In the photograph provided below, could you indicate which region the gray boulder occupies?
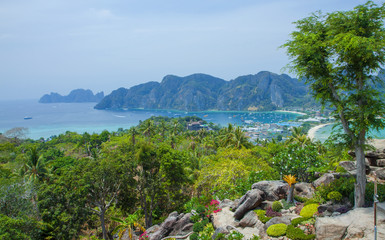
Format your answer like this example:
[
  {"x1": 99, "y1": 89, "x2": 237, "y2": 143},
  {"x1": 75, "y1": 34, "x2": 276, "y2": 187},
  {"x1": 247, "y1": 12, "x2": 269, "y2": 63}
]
[
  {"x1": 338, "y1": 161, "x2": 356, "y2": 171},
  {"x1": 168, "y1": 213, "x2": 193, "y2": 236},
  {"x1": 313, "y1": 173, "x2": 336, "y2": 188},
  {"x1": 377, "y1": 159, "x2": 385, "y2": 167},
  {"x1": 251, "y1": 180, "x2": 288, "y2": 201},
  {"x1": 238, "y1": 211, "x2": 258, "y2": 228},
  {"x1": 149, "y1": 212, "x2": 181, "y2": 240},
  {"x1": 375, "y1": 168, "x2": 385, "y2": 180},
  {"x1": 265, "y1": 215, "x2": 295, "y2": 229},
  {"x1": 294, "y1": 182, "x2": 314, "y2": 199},
  {"x1": 234, "y1": 189, "x2": 265, "y2": 220}
]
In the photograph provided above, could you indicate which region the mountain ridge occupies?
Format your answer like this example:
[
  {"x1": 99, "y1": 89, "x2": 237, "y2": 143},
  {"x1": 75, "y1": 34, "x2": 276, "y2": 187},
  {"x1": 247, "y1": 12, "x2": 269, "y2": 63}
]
[{"x1": 94, "y1": 71, "x2": 314, "y2": 111}]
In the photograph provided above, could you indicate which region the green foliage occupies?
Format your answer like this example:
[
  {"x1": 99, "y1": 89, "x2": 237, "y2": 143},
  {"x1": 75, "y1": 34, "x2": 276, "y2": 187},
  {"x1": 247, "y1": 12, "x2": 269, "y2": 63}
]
[
  {"x1": 226, "y1": 231, "x2": 244, "y2": 240},
  {"x1": 272, "y1": 201, "x2": 283, "y2": 212},
  {"x1": 0, "y1": 214, "x2": 42, "y2": 240},
  {"x1": 291, "y1": 217, "x2": 311, "y2": 227},
  {"x1": 286, "y1": 224, "x2": 316, "y2": 240},
  {"x1": 300, "y1": 204, "x2": 319, "y2": 218},
  {"x1": 365, "y1": 182, "x2": 385, "y2": 205},
  {"x1": 327, "y1": 191, "x2": 343, "y2": 202},
  {"x1": 272, "y1": 143, "x2": 325, "y2": 182},
  {"x1": 193, "y1": 222, "x2": 204, "y2": 233},
  {"x1": 266, "y1": 223, "x2": 288, "y2": 237},
  {"x1": 196, "y1": 148, "x2": 275, "y2": 199},
  {"x1": 294, "y1": 196, "x2": 309, "y2": 203},
  {"x1": 254, "y1": 210, "x2": 272, "y2": 224},
  {"x1": 281, "y1": 199, "x2": 295, "y2": 210},
  {"x1": 283, "y1": 0, "x2": 385, "y2": 207},
  {"x1": 315, "y1": 177, "x2": 355, "y2": 203},
  {"x1": 190, "y1": 232, "x2": 199, "y2": 240}
]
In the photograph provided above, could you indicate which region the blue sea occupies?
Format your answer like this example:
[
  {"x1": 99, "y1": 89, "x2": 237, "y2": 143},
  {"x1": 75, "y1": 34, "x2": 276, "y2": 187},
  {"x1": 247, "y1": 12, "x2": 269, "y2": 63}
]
[
  {"x1": 0, "y1": 100, "x2": 301, "y2": 140},
  {"x1": 313, "y1": 123, "x2": 385, "y2": 142}
]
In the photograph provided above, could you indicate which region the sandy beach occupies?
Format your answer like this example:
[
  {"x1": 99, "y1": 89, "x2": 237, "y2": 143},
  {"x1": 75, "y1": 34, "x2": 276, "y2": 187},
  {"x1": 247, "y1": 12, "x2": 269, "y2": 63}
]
[
  {"x1": 307, "y1": 123, "x2": 332, "y2": 140},
  {"x1": 274, "y1": 110, "x2": 307, "y2": 116}
]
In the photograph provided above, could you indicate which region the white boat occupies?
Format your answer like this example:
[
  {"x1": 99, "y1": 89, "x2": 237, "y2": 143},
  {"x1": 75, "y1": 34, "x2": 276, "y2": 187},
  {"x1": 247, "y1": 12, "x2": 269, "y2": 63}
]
[{"x1": 24, "y1": 116, "x2": 32, "y2": 120}]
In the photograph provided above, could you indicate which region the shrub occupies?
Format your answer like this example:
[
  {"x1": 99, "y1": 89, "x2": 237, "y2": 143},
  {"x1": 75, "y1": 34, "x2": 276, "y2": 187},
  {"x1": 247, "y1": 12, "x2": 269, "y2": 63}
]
[
  {"x1": 291, "y1": 217, "x2": 311, "y2": 227},
  {"x1": 272, "y1": 201, "x2": 283, "y2": 212},
  {"x1": 196, "y1": 205, "x2": 206, "y2": 214},
  {"x1": 286, "y1": 224, "x2": 316, "y2": 240},
  {"x1": 281, "y1": 199, "x2": 295, "y2": 210},
  {"x1": 227, "y1": 231, "x2": 244, "y2": 240},
  {"x1": 266, "y1": 223, "x2": 288, "y2": 237},
  {"x1": 294, "y1": 196, "x2": 309, "y2": 203},
  {"x1": 190, "y1": 214, "x2": 201, "y2": 223},
  {"x1": 254, "y1": 210, "x2": 272, "y2": 223},
  {"x1": 327, "y1": 191, "x2": 342, "y2": 202},
  {"x1": 193, "y1": 222, "x2": 204, "y2": 233},
  {"x1": 300, "y1": 204, "x2": 319, "y2": 218},
  {"x1": 190, "y1": 232, "x2": 199, "y2": 240},
  {"x1": 365, "y1": 182, "x2": 385, "y2": 206},
  {"x1": 265, "y1": 206, "x2": 282, "y2": 217},
  {"x1": 214, "y1": 232, "x2": 226, "y2": 240}
]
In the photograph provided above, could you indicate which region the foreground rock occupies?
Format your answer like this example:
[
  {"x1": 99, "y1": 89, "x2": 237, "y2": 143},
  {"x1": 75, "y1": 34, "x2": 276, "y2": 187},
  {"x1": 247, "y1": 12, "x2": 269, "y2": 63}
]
[
  {"x1": 234, "y1": 189, "x2": 265, "y2": 220},
  {"x1": 149, "y1": 212, "x2": 193, "y2": 240},
  {"x1": 316, "y1": 207, "x2": 385, "y2": 240}
]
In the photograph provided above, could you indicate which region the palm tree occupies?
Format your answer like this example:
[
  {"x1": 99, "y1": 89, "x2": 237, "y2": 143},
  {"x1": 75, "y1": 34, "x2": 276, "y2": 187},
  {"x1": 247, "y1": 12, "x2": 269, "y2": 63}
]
[
  {"x1": 23, "y1": 146, "x2": 48, "y2": 183},
  {"x1": 111, "y1": 211, "x2": 146, "y2": 240},
  {"x1": 128, "y1": 126, "x2": 139, "y2": 146},
  {"x1": 141, "y1": 120, "x2": 155, "y2": 140}
]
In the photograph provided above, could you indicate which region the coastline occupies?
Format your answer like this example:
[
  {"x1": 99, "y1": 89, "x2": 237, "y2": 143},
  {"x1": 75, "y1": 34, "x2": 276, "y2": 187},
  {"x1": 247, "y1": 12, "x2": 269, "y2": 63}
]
[
  {"x1": 274, "y1": 110, "x2": 307, "y2": 116},
  {"x1": 307, "y1": 123, "x2": 332, "y2": 140}
]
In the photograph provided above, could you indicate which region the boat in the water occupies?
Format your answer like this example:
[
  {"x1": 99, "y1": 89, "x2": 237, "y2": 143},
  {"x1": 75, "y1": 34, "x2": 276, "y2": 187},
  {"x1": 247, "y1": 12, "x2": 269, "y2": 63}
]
[{"x1": 24, "y1": 116, "x2": 32, "y2": 120}]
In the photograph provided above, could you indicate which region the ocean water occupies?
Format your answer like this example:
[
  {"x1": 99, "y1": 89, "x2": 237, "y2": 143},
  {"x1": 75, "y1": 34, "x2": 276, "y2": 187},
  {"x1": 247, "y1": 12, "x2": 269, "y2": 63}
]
[
  {"x1": 313, "y1": 123, "x2": 385, "y2": 142},
  {"x1": 0, "y1": 100, "x2": 300, "y2": 140}
]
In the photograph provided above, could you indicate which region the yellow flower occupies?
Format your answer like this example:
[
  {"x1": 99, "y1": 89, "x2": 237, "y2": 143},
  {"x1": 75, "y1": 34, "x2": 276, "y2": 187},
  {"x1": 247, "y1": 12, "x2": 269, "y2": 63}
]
[{"x1": 283, "y1": 174, "x2": 297, "y2": 187}]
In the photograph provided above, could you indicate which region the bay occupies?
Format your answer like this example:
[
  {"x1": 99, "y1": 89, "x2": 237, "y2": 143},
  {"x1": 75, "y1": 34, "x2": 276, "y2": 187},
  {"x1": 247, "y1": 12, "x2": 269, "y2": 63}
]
[
  {"x1": 0, "y1": 99, "x2": 300, "y2": 140},
  {"x1": 313, "y1": 123, "x2": 385, "y2": 142}
]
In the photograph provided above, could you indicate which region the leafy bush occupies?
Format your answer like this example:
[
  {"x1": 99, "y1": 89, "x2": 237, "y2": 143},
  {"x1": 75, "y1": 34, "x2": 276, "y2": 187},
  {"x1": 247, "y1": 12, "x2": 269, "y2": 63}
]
[
  {"x1": 196, "y1": 205, "x2": 206, "y2": 215},
  {"x1": 294, "y1": 196, "x2": 309, "y2": 203},
  {"x1": 272, "y1": 201, "x2": 283, "y2": 212},
  {"x1": 193, "y1": 222, "x2": 204, "y2": 233},
  {"x1": 286, "y1": 224, "x2": 315, "y2": 240},
  {"x1": 304, "y1": 199, "x2": 321, "y2": 206},
  {"x1": 365, "y1": 182, "x2": 385, "y2": 205},
  {"x1": 327, "y1": 191, "x2": 342, "y2": 202},
  {"x1": 266, "y1": 223, "x2": 288, "y2": 237},
  {"x1": 227, "y1": 231, "x2": 244, "y2": 240},
  {"x1": 190, "y1": 232, "x2": 199, "y2": 240},
  {"x1": 316, "y1": 176, "x2": 355, "y2": 202},
  {"x1": 190, "y1": 214, "x2": 201, "y2": 223},
  {"x1": 291, "y1": 217, "x2": 311, "y2": 227},
  {"x1": 254, "y1": 210, "x2": 272, "y2": 223},
  {"x1": 271, "y1": 143, "x2": 325, "y2": 182},
  {"x1": 300, "y1": 204, "x2": 319, "y2": 218}
]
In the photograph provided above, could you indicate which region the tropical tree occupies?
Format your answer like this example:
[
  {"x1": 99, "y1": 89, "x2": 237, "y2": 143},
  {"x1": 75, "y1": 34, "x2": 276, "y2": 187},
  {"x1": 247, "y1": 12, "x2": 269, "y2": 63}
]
[
  {"x1": 283, "y1": 1, "x2": 385, "y2": 207},
  {"x1": 111, "y1": 211, "x2": 145, "y2": 240}
]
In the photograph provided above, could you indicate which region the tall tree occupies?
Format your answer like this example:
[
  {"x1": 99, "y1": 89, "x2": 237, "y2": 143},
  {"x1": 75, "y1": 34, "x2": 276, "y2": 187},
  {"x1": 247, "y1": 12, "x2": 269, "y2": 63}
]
[{"x1": 283, "y1": 1, "x2": 385, "y2": 207}]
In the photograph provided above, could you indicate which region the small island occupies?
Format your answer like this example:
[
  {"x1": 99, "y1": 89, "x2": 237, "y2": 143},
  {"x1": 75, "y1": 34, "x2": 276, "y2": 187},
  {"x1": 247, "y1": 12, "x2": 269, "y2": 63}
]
[{"x1": 39, "y1": 89, "x2": 104, "y2": 103}]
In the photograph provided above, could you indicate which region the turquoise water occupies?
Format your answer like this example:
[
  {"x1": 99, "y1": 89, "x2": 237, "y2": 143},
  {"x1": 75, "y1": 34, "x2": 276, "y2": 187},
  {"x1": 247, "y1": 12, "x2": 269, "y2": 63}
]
[
  {"x1": 313, "y1": 124, "x2": 385, "y2": 142},
  {"x1": 0, "y1": 100, "x2": 300, "y2": 140}
]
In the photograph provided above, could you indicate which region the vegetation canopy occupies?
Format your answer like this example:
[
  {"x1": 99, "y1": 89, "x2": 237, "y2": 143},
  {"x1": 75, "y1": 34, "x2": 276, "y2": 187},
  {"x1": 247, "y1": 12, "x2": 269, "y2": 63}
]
[{"x1": 283, "y1": 0, "x2": 385, "y2": 207}]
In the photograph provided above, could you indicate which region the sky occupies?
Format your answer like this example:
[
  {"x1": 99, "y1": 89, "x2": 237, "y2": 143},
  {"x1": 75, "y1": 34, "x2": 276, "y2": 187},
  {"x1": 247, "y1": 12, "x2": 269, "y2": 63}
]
[{"x1": 0, "y1": 0, "x2": 380, "y2": 100}]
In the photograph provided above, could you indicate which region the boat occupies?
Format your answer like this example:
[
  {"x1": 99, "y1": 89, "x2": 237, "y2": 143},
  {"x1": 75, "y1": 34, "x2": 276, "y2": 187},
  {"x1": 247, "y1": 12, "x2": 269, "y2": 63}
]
[{"x1": 24, "y1": 116, "x2": 32, "y2": 120}]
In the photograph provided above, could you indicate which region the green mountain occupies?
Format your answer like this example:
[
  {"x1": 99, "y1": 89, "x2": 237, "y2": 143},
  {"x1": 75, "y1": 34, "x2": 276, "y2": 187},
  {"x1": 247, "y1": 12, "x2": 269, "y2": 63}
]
[
  {"x1": 94, "y1": 71, "x2": 314, "y2": 111},
  {"x1": 39, "y1": 89, "x2": 104, "y2": 103}
]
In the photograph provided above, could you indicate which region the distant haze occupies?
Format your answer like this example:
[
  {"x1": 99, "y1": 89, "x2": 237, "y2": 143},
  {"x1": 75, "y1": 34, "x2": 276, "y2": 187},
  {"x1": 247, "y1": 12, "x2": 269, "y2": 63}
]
[{"x1": 0, "y1": 0, "x2": 376, "y2": 100}]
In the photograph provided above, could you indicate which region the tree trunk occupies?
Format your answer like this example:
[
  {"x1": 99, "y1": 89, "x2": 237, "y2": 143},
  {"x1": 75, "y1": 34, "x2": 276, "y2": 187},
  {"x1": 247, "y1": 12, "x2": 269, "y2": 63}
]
[
  {"x1": 100, "y1": 209, "x2": 108, "y2": 240},
  {"x1": 287, "y1": 185, "x2": 295, "y2": 204},
  {"x1": 354, "y1": 133, "x2": 366, "y2": 208}
]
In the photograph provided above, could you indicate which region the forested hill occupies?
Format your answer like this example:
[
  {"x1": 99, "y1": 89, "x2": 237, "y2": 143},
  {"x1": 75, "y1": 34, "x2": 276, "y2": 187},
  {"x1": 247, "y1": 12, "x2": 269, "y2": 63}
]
[
  {"x1": 94, "y1": 71, "x2": 314, "y2": 111},
  {"x1": 39, "y1": 89, "x2": 104, "y2": 103}
]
